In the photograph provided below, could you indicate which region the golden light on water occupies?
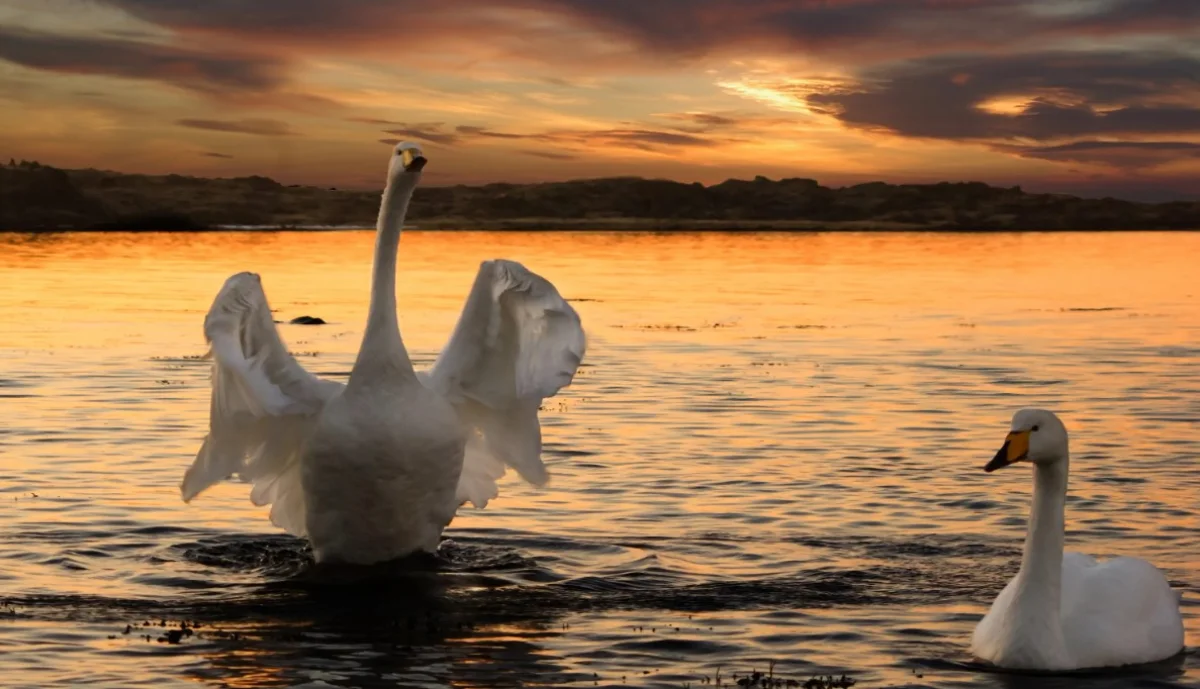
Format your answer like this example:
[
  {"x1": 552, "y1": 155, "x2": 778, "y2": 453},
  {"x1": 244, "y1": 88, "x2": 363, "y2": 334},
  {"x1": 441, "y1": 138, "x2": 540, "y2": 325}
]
[{"x1": 0, "y1": 230, "x2": 1196, "y2": 686}]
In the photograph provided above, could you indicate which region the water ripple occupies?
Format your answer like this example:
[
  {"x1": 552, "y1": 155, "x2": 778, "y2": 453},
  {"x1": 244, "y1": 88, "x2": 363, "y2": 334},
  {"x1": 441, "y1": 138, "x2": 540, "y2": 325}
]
[{"x1": 0, "y1": 230, "x2": 1197, "y2": 688}]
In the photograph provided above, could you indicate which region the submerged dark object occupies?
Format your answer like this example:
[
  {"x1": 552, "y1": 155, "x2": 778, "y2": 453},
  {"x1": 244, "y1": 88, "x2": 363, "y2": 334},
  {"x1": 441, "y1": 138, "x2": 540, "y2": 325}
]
[{"x1": 289, "y1": 315, "x2": 326, "y2": 325}]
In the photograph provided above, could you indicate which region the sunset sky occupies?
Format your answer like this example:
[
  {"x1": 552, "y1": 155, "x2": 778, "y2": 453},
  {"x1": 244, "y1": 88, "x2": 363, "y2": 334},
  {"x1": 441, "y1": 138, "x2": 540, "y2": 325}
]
[{"x1": 1, "y1": 0, "x2": 1198, "y2": 199}]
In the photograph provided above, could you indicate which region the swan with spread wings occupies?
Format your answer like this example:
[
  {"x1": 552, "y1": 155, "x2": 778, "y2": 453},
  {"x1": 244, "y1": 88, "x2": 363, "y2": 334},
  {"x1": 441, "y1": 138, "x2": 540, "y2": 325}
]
[{"x1": 179, "y1": 142, "x2": 586, "y2": 565}]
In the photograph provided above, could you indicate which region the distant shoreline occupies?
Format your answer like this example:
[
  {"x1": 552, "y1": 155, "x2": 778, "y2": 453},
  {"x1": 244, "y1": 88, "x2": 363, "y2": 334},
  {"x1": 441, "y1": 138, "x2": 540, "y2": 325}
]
[
  {"x1": 3, "y1": 217, "x2": 926, "y2": 232},
  {"x1": 5, "y1": 221, "x2": 1200, "y2": 233},
  {"x1": 5, "y1": 218, "x2": 1199, "y2": 233},
  {"x1": 4, "y1": 161, "x2": 1199, "y2": 232}
]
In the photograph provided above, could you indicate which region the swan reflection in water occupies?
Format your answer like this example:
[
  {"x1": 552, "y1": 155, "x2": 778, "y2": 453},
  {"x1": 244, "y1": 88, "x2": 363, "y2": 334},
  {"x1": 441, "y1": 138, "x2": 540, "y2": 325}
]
[{"x1": 158, "y1": 535, "x2": 581, "y2": 688}]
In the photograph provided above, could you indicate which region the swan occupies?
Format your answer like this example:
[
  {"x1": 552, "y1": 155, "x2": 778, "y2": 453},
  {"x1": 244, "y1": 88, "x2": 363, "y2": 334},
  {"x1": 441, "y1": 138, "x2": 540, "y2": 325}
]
[
  {"x1": 179, "y1": 142, "x2": 586, "y2": 565},
  {"x1": 970, "y1": 408, "x2": 1185, "y2": 671}
]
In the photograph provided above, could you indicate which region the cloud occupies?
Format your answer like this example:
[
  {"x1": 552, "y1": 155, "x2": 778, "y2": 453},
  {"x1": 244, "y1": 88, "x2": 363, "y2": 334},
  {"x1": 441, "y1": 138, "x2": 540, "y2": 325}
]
[
  {"x1": 177, "y1": 118, "x2": 297, "y2": 136},
  {"x1": 522, "y1": 150, "x2": 578, "y2": 160},
  {"x1": 0, "y1": 27, "x2": 287, "y2": 94},
  {"x1": 348, "y1": 117, "x2": 403, "y2": 125},
  {"x1": 657, "y1": 112, "x2": 743, "y2": 133},
  {"x1": 1058, "y1": 0, "x2": 1200, "y2": 35},
  {"x1": 201, "y1": 151, "x2": 235, "y2": 158},
  {"x1": 93, "y1": 0, "x2": 1200, "y2": 65},
  {"x1": 1011, "y1": 140, "x2": 1200, "y2": 169},
  {"x1": 580, "y1": 128, "x2": 715, "y2": 149},
  {"x1": 97, "y1": 0, "x2": 600, "y2": 67},
  {"x1": 475, "y1": 124, "x2": 723, "y2": 150},
  {"x1": 681, "y1": 113, "x2": 739, "y2": 128},
  {"x1": 455, "y1": 125, "x2": 529, "y2": 140},
  {"x1": 805, "y1": 51, "x2": 1200, "y2": 141},
  {"x1": 548, "y1": 0, "x2": 1200, "y2": 63},
  {"x1": 382, "y1": 123, "x2": 459, "y2": 145},
  {"x1": 102, "y1": 0, "x2": 436, "y2": 43},
  {"x1": 377, "y1": 120, "x2": 724, "y2": 153}
]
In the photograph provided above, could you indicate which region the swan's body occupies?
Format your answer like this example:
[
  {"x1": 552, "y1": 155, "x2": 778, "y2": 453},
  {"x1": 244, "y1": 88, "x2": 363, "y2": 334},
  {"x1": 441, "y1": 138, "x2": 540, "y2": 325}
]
[
  {"x1": 301, "y1": 352, "x2": 463, "y2": 563},
  {"x1": 971, "y1": 409, "x2": 1185, "y2": 671},
  {"x1": 180, "y1": 143, "x2": 586, "y2": 564}
]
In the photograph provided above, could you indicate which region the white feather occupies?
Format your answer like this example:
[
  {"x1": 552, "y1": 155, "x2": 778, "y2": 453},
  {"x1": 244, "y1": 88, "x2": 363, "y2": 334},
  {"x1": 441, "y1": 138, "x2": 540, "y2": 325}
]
[
  {"x1": 426, "y1": 259, "x2": 586, "y2": 508},
  {"x1": 181, "y1": 272, "x2": 343, "y2": 538}
]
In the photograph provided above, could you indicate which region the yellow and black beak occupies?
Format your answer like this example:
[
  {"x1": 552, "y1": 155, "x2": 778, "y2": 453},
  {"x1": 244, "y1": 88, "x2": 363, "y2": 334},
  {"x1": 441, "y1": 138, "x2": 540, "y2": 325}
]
[
  {"x1": 984, "y1": 430, "x2": 1030, "y2": 472},
  {"x1": 399, "y1": 147, "x2": 427, "y2": 172}
]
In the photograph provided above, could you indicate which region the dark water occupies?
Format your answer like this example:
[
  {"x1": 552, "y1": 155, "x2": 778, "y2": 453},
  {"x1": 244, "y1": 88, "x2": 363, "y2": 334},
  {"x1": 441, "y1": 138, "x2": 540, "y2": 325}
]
[{"x1": 1, "y1": 231, "x2": 1197, "y2": 688}]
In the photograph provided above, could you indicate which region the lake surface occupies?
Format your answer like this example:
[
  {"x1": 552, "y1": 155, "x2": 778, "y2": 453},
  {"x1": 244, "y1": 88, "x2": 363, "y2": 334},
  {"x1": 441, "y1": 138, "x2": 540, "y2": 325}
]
[{"x1": 0, "y1": 230, "x2": 1196, "y2": 689}]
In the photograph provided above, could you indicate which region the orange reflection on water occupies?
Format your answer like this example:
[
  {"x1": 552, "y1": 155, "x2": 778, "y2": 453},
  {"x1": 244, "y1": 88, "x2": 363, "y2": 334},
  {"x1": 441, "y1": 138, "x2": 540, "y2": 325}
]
[{"x1": 0, "y1": 230, "x2": 1197, "y2": 688}]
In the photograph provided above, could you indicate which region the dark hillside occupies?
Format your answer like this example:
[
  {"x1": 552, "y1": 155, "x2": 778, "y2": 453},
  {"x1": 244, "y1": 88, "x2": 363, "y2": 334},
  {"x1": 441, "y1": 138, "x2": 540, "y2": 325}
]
[{"x1": 2, "y1": 160, "x2": 1197, "y2": 231}]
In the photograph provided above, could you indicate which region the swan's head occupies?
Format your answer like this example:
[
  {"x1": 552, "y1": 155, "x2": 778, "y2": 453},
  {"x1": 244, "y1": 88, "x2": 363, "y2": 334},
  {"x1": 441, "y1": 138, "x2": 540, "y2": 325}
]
[
  {"x1": 984, "y1": 408, "x2": 1069, "y2": 472},
  {"x1": 386, "y1": 141, "x2": 427, "y2": 187}
]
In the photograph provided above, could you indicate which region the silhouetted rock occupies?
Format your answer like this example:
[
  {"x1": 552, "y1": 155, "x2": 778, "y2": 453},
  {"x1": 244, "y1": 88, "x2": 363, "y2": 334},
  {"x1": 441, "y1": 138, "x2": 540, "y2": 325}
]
[{"x1": 288, "y1": 316, "x2": 326, "y2": 325}]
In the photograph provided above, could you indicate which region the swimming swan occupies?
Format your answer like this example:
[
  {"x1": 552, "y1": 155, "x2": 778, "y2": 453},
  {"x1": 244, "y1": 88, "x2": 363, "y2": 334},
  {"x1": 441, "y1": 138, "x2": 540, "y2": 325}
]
[
  {"x1": 179, "y1": 142, "x2": 587, "y2": 564},
  {"x1": 970, "y1": 409, "x2": 1185, "y2": 670}
]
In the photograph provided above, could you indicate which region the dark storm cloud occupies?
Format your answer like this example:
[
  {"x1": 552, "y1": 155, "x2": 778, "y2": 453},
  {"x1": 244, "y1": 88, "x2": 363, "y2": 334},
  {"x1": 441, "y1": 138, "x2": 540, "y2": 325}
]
[
  {"x1": 0, "y1": 27, "x2": 286, "y2": 93},
  {"x1": 177, "y1": 118, "x2": 297, "y2": 136},
  {"x1": 94, "y1": 1, "x2": 1200, "y2": 61},
  {"x1": 100, "y1": 0, "x2": 428, "y2": 41},
  {"x1": 545, "y1": 0, "x2": 1200, "y2": 57},
  {"x1": 1058, "y1": 0, "x2": 1200, "y2": 33},
  {"x1": 539, "y1": 0, "x2": 1200, "y2": 59},
  {"x1": 538, "y1": 0, "x2": 948, "y2": 56},
  {"x1": 806, "y1": 51, "x2": 1200, "y2": 141},
  {"x1": 1012, "y1": 140, "x2": 1200, "y2": 169}
]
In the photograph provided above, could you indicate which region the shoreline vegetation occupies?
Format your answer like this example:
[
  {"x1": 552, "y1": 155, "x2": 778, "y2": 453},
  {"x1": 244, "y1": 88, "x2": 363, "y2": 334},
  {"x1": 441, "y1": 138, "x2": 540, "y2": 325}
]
[{"x1": 3, "y1": 160, "x2": 1198, "y2": 232}]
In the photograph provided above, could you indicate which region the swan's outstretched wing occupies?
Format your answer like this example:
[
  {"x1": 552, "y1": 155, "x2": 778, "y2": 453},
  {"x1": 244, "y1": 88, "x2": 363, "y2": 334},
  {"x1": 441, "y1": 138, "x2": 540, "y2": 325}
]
[
  {"x1": 181, "y1": 272, "x2": 343, "y2": 537},
  {"x1": 426, "y1": 259, "x2": 585, "y2": 508}
]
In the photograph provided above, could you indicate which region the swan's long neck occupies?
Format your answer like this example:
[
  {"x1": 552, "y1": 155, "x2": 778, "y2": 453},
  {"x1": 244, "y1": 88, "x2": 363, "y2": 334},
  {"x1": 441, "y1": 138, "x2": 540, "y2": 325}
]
[
  {"x1": 349, "y1": 178, "x2": 417, "y2": 386},
  {"x1": 1008, "y1": 459, "x2": 1070, "y2": 653}
]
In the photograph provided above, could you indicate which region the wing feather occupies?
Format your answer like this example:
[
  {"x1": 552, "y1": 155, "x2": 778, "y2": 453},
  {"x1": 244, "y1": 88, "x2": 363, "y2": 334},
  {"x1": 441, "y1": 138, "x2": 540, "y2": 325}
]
[
  {"x1": 181, "y1": 272, "x2": 343, "y2": 537},
  {"x1": 426, "y1": 260, "x2": 585, "y2": 508}
]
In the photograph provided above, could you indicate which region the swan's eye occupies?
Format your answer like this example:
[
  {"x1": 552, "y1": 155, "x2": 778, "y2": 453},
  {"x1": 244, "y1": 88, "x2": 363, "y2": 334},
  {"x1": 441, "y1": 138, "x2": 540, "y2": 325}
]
[{"x1": 1031, "y1": 424, "x2": 1040, "y2": 432}]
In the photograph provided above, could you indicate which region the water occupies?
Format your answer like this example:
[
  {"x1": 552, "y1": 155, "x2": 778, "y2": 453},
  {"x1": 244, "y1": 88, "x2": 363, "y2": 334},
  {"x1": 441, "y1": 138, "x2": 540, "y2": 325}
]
[{"x1": 0, "y1": 230, "x2": 1197, "y2": 689}]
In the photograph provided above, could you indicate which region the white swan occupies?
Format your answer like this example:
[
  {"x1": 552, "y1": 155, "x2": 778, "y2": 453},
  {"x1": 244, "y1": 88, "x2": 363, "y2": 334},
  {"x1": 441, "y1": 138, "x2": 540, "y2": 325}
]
[
  {"x1": 970, "y1": 408, "x2": 1185, "y2": 670},
  {"x1": 179, "y1": 142, "x2": 586, "y2": 565}
]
